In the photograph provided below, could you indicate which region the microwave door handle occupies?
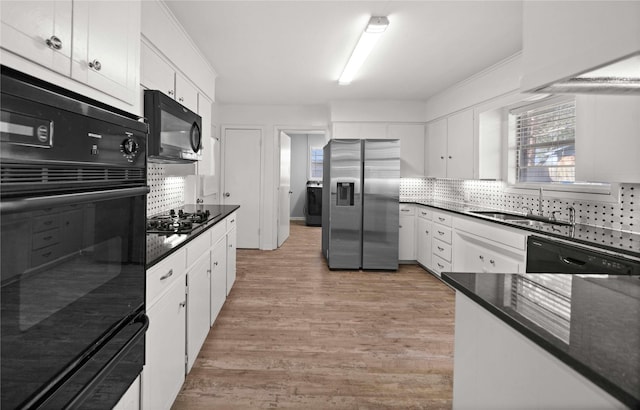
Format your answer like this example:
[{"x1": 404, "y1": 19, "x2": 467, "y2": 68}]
[{"x1": 0, "y1": 186, "x2": 150, "y2": 215}]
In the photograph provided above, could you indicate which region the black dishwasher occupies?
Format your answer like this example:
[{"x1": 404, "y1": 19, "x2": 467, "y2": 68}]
[{"x1": 526, "y1": 236, "x2": 640, "y2": 275}]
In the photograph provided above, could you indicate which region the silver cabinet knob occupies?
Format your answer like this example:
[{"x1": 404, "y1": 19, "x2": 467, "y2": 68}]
[
  {"x1": 168, "y1": 90, "x2": 174, "y2": 96},
  {"x1": 448, "y1": 155, "x2": 452, "y2": 159},
  {"x1": 88, "y1": 59, "x2": 102, "y2": 71},
  {"x1": 179, "y1": 97, "x2": 184, "y2": 102},
  {"x1": 45, "y1": 35, "x2": 62, "y2": 50},
  {"x1": 224, "y1": 192, "x2": 230, "y2": 197},
  {"x1": 440, "y1": 156, "x2": 445, "y2": 159},
  {"x1": 179, "y1": 301, "x2": 186, "y2": 308},
  {"x1": 479, "y1": 255, "x2": 484, "y2": 261},
  {"x1": 490, "y1": 259, "x2": 495, "y2": 265}
]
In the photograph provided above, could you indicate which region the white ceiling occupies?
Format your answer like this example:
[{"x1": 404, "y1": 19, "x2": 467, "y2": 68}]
[{"x1": 164, "y1": 1, "x2": 523, "y2": 105}]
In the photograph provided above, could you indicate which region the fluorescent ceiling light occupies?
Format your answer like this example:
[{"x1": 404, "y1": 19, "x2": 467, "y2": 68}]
[{"x1": 338, "y1": 16, "x2": 389, "y2": 85}]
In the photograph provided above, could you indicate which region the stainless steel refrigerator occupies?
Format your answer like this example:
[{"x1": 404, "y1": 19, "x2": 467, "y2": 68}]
[{"x1": 321, "y1": 139, "x2": 400, "y2": 270}]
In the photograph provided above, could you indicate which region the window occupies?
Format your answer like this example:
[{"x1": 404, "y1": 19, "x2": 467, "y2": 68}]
[
  {"x1": 309, "y1": 147, "x2": 323, "y2": 180},
  {"x1": 512, "y1": 97, "x2": 576, "y2": 184}
]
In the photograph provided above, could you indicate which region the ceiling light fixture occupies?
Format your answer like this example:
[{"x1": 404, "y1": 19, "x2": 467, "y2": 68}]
[{"x1": 338, "y1": 16, "x2": 389, "y2": 85}]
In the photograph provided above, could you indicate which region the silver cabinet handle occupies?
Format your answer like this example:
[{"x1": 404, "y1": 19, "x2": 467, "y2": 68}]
[
  {"x1": 421, "y1": 211, "x2": 427, "y2": 215},
  {"x1": 230, "y1": 219, "x2": 235, "y2": 223},
  {"x1": 437, "y1": 263, "x2": 444, "y2": 269},
  {"x1": 179, "y1": 97, "x2": 184, "y2": 102},
  {"x1": 168, "y1": 90, "x2": 174, "y2": 96},
  {"x1": 160, "y1": 269, "x2": 173, "y2": 280},
  {"x1": 490, "y1": 259, "x2": 495, "y2": 265},
  {"x1": 224, "y1": 192, "x2": 230, "y2": 197},
  {"x1": 401, "y1": 209, "x2": 410, "y2": 212},
  {"x1": 479, "y1": 255, "x2": 484, "y2": 261},
  {"x1": 425, "y1": 230, "x2": 429, "y2": 234},
  {"x1": 440, "y1": 156, "x2": 444, "y2": 160},
  {"x1": 438, "y1": 231, "x2": 445, "y2": 235},
  {"x1": 179, "y1": 301, "x2": 186, "y2": 308},
  {"x1": 437, "y1": 246, "x2": 444, "y2": 251},
  {"x1": 45, "y1": 35, "x2": 62, "y2": 50},
  {"x1": 448, "y1": 155, "x2": 452, "y2": 159},
  {"x1": 88, "y1": 59, "x2": 102, "y2": 71},
  {"x1": 214, "y1": 261, "x2": 218, "y2": 266},
  {"x1": 438, "y1": 217, "x2": 445, "y2": 222},
  {"x1": 399, "y1": 225, "x2": 403, "y2": 228}
]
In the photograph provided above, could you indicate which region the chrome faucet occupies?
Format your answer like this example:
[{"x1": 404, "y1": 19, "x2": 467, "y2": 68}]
[
  {"x1": 566, "y1": 206, "x2": 576, "y2": 225},
  {"x1": 538, "y1": 187, "x2": 544, "y2": 216}
]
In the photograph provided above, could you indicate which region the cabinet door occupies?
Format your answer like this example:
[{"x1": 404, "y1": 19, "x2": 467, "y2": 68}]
[
  {"x1": 398, "y1": 214, "x2": 416, "y2": 261},
  {"x1": 143, "y1": 278, "x2": 186, "y2": 410},
  {"x1": 426, "y1": 118, "x2": 447, "y2": 177},
  {"x1": 388, "y1": 123, "x2": 425, "y2": 177},
  {"x1": 210, "y1": 238, "x2": 227, "y2": 326},
  {"x1": 575, "y1": 94, "x2": 640, "y2": 183},
  {"x1": 0, "y1": 0, "x2": 72, "y2": 75},
  {"x1": 140, "y1": 41, "x2": 175, "y2": 97},
  {"x1": 416, "y1": 217, "x2": 432, "y2": 269},
  {"x1": 71, "y1": 0, "x2": 140, "y2": 104},
  {"x1": 175, "y1": 72, "x2": 199, "y2": 113},
  {"x1": 186, "y1": 254, "x2": 211, "y2": 373},
  {"x1": 197, "y1": 94, "x2": 214, "y2": 176},
  {"x1": 226, "y1": 228, "x2": 237, "y2": 296},
  {"x1": 446, "y1": 109, "x2": 474, "y2": 179}
]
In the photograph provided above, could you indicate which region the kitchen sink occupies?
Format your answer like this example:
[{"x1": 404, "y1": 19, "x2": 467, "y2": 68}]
[{"x1": 469, "y1": 210, "x2": 572, "y2": 227}]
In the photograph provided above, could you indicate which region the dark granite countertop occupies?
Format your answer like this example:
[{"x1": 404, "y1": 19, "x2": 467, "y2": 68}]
[
  {"x1": 401, "y1": 199, "x2": 640, "y2": 259},
  {"x1": 442, "y1": 271, "x2": 640, "y2": 409},
  {"x1": 146, "y1": 204, "x2": 240, "y2": 269}
]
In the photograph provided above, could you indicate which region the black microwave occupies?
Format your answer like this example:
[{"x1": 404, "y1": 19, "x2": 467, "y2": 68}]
[{"x1": 144, "y1": 90, "x2": 202, "y2": 163}]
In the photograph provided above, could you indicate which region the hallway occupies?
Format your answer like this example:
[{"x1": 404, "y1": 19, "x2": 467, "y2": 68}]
[{"x1": 172, "y1": 222, "x2": 456, "y2": 409}]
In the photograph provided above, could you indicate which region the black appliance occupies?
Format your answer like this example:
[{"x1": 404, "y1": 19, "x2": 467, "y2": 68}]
[
  {"x1": 1, "y1": 66, "x2": 149, "y2": 409},
  {"x1": 304, "y1": 181, "x2": 322, "y2": 226},
  {"x1": 147, "y1": 208, "x2": 221, "y2": 234},
  {"x1": 144, "y1": 89, "x2": 202, "y2": 163},
  {"x1": 526, "y1": 236, "x2": 640, "y2": 275}
]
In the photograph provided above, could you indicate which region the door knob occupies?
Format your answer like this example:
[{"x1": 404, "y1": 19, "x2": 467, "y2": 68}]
[{"x1": 224, "y1": 192, "x2": 230, "y2": 197}]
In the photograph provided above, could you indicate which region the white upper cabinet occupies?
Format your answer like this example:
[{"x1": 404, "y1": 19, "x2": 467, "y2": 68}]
[
  {"x1": 388, "y1": 124, "x2": 425, "y2": 177},
  {"x1": 71, "y1": 1, "x2": 140, "y2": 105},
  {"x1": 0, "y1": 0, "x2": 140, "y2": 109},
  {"x1": 0, "y1": 0, "x2": 72, "y2": 76},
  {"x1": 426, "y1": 109, "x2": 474, "y2": 179},
  {"x1": 575, "y1": 94, "x2": 640, "y2": 183},
  {"x1": 521, "y1": 1, "x2": 640, "y2": 92},
  {"x1": 175, "y1": 72, "x2": 199, "y2": 113},
  {"x1": 140, "y1": 41, "x2": 175, "y2": 96}
]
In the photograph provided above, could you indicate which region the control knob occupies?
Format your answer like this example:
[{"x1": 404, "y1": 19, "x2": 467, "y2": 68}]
[{"x1": 121, "y1": 137, "x2": 139, "y2": 162}]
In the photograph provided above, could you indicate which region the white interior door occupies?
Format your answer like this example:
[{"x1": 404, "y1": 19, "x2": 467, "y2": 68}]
[
  {"x1": 223, "y1": 128, "x2": 261, "y2": 249},
  {"x1": 278, "y1": 132, "x2": 291, "y2": 247}
]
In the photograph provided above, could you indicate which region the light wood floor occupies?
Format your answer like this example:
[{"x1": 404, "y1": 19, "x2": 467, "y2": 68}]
[{"x1": 172, "y1": 221, "x2": 456, "y2": 409}]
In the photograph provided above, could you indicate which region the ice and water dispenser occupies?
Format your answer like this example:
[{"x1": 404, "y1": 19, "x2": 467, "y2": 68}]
[{"x1": 336, "y1": 182, "x2": 355, "y2": 206}]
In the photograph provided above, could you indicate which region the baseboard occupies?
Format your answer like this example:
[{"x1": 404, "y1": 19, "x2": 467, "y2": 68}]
[{"x1": 290, "y1": 217, "x2": 305, "y2": 221}]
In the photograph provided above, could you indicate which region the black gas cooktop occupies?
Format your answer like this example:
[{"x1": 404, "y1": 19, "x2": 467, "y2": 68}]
[{"x1": 146, "y1": 208, "x2": 221, "y2": 234}]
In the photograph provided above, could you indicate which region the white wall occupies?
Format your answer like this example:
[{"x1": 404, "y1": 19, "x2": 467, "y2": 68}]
[
  {"x1": 218, "y1": 104, "x2": 329, "y2": 250},
  {"x1": 330, "y1": 100, "x2": 427, "y2": 123}
]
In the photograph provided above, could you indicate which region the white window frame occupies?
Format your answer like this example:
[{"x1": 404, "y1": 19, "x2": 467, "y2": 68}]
[
  {"x1": 308, "y1": 146, "x2": 323, "y2": 181},
  {"x1": 504, "y1": 95, "x2": 619, "y2": 203}
]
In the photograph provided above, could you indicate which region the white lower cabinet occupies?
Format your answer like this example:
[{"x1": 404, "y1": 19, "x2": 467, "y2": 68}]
[
  {"x1": 226, "y1": 227, "x2": 237, "y2": 296},
  {"x1": 210, "y1": 237, "x2": 227, "y2": 326},
  {"x1": 186, "y1": 253, "x2": 211, "y2": 373},
  {"x1": 416, "y1": 217, "x2": 432, "y2": 269},
  {"x1": 113, "y1": 376, "x2": 140, "y2": 410},
  {"x1": 143, "y1": 274, "x2": 187, "y2": 410},
  {"x1": 399, "y1": 204, "x2": 416, "y2": 262}
]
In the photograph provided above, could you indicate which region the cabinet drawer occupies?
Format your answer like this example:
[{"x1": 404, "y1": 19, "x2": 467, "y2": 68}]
[
  {"x1": 417, "y1": 207, "x2": 432, "y2": 220},
  {"x1": 147, "y1": 249, "x2": 186, "y2": 307},
  {"x1": 186, "y1": 231, "x2": 211, "y2": 269},
  {"x1": 33, "y1": 215, "x2": 60, "y2": 232},
  {"x1": 432, "y1": 211, "x2": 452, "y2": 227},
  {"x1": 210, "y1": 220, "x2": 227, "y2": 245},
  {"x1": 399, "y1": 204, "x2": 415, "y2": 216},
  {"x1": 226, "y1": 212, "x2": 237, "y2": 232},
  {"x1": 433, "y1": 225, "x2": 452, "y2": 244},
  {"x1": 32, "y1": 228, "x2": 60, "y2": 250},
  {"x1": 432, "y1": 255, "x2": 452, "y2": 276},
  {"x1": 432, "y1": 239, "x2": 452, "y2": 262},
  {"x1": 31, "y1": 244, "x2": 60, "y2": 267}
]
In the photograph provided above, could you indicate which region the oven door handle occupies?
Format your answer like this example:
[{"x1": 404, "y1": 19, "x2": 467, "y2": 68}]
[
  {"x1": 0, "y1": 186, "x2": 150, "y2": 215},
  {"x1": 62, "y1": 313, "x2": 149, "y2": 409}
]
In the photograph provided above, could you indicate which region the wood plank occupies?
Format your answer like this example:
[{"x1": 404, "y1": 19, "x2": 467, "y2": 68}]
[{"x1": 172, "y1": 221, "x2": 455, "y2": 409}]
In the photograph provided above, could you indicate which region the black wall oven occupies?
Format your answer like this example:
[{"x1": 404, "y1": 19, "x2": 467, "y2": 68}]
[{"x1": 1, "y1": 67, "x2": 149, "y2": 409}]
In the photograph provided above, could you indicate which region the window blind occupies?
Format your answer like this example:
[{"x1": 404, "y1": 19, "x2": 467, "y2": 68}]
[
  {"x1": 514, "y1": 99, "x2": 576, "y2": 184},
  {"x1": 310, "y1": 148, "x2": 323, "y2": 179}
]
